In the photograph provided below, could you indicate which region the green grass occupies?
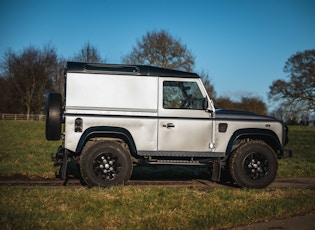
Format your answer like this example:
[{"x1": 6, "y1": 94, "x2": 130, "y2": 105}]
[
  {"x1": 278, "y1": 126, "x2": 315, "y2": 177},
  {"x1": 0, "y1": 120, "x2": 60, "y2": 178},
  {"x1": 0, "y1": 121, "x2": 315, "y2": 229},
  {"x1": 1, "y1": 186, "x2": 314, "y2": 229}
]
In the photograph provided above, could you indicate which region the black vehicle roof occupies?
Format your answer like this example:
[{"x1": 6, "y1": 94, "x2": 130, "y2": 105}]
[{"x1": 66, "y1": 62, "x2": 200, "y2": 78}]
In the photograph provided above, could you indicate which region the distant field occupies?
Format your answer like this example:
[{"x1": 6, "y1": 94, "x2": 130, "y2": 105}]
[
  {"x1": 0, "y1": 120, "x2": 314, "y2": 178},
  {"x1": 277, "y1": 125, "x2": 315, "y2": 177}
]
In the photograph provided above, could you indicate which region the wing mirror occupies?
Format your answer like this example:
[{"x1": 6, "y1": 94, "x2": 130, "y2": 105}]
[
  {"x1": 203, "y1": 97, "x2": 213, "y2": 113},
  {"x1": 203, "y1": 97, "x2": 209, "y2": 110}
]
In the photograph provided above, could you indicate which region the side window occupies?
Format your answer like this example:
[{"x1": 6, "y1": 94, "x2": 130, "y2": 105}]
[{"x1": 163, "y1": 81, "x2": 204, "y2": 109}]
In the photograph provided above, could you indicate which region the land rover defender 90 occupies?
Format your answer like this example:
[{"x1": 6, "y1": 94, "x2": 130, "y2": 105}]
[{"x1": 46, "y1": 62, "x2": 292, "y2": 188}]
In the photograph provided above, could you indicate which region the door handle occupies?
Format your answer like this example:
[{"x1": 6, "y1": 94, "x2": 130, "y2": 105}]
[{"x1": 163, "y1": 123, "x2": 175, "y2": 128}]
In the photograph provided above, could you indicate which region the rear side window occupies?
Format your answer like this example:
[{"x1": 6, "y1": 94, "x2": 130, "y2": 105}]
[{"x1": 163, "y1": 81, "x2": 204, "y2": 110}]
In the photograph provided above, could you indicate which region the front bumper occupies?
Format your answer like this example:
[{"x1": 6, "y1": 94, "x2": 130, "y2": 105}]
[{"x1": 278, "y1": 149, "x2": 292, "y2": 158}]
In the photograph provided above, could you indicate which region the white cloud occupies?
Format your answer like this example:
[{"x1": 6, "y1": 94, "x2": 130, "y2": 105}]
[{"x1": 219, "y1": 90, "x2": 257, "y2": 101}]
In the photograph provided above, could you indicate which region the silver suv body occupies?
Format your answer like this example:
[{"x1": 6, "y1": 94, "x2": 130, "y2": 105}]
[{"x1": 46, "y1": 62, "x2": 291, "y2": 188}]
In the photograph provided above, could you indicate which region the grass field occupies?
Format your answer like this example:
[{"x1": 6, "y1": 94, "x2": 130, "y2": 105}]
[
  {"x1": 0, "y1": 121, "x2": 315, "y2": 229},
  {"x1": 0, "y1": 120, "x2": 314, "y2": 178},
  {"x1": 1, "y1": 186, "x2": 314, "y2": 229}
]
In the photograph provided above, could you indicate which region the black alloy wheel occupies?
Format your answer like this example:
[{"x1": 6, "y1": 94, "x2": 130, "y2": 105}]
[
  {"x1": 229, "y1": 140, "x2": 278, "y2": 189},
  {"x1": 80, "y1": 141, "x2": 133, "y2": 187}
]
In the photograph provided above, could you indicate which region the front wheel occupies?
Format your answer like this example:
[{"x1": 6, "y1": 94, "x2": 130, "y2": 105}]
[
  {"x1": 80, "y1": 141, "x2": 133, "y2": 187},
  {"x1": 229, "y1": 141, "x2": 278, "y2": 189}
]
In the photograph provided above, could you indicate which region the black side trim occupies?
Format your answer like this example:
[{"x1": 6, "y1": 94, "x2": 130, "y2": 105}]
[
  {"x1": 65, "y1": 112, "x2": 211, "y2": 120},
  {"x1": 226, "y1": 128, "x2": 282, "y2": 155},
  {"x1": 65, "y1": 113, "x2": 158, "y2": 120},
  {"x1": 76, "y1": 126, "x2": 137, "y2": 155},
  {"x1": 137, "y1": 151, "x2": 225, "y2": 158},
  {"x1": 65, "y1": 113, "x2": 283, "y2": 123},
  {"x1": 215, "y1": 117, "x2": 279, "y2": 122}
]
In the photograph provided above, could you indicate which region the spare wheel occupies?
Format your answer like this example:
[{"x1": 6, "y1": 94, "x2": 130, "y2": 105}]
[{"x1": 46, "y1": 92, "x2": 63, "y2": 140}]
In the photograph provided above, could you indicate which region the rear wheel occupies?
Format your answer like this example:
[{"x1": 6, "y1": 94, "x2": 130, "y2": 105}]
[
  {"x1": 80, "y1": 141, "x2": 133, "y2": 187},
  {"x1": 46, "y1": 92, "x2": 62, "y2": 140},
  {"x1": 229, "y1": 140, "x2": 278, "y2": 189}
]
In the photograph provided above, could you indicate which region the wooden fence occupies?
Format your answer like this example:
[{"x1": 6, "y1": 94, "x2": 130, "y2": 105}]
[{"x1": 0, "y1": 114, "x2": 46, "y2": 121}]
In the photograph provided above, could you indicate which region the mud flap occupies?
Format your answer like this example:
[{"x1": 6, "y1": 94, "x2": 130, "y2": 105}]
[
  {"x1": 52, "y1": 146, "x2": 69, "y2": 184},
  {"x1": 211, "y1": 161, "x2": 221, "y2": 182},
  {"x1": 60, "y1": 150, "x2": 68, "y2": 181}
]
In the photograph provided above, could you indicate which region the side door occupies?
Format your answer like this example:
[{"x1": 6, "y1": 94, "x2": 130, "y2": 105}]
[{"x1": 158, "y1": 78, "x2": 213, "y2": 153}]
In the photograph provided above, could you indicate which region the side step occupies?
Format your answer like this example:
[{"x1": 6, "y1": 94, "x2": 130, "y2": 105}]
[
  {"x1": 139, "y1": 158, "x2": 222, "y2": 182},
  {"x1": 145, "y1": 159, "x2": 209, "y2": 166}
]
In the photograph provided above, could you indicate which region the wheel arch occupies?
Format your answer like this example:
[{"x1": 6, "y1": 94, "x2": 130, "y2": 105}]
[
  {"x1": 76, "y1": 126, "x2": 137, "y2": 156},
  {"x1": 226, "y1": 128, "x2": 282, "y2": 156}
]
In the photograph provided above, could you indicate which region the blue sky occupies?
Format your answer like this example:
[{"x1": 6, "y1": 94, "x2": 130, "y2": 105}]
[{"x1": 1, "y1": 0, "x2": 314, "y2": 106}]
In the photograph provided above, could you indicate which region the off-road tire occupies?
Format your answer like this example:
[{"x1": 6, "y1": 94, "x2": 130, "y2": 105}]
[
  {"x1": 80, "y1": 141, "x2": 133, "y2": 187},
  {"x1": 229, "y1": 140, "x2": 278, "y2": 189},
  {"x1": 46, "y1": 92, "x2": 62, "y2": 140}
]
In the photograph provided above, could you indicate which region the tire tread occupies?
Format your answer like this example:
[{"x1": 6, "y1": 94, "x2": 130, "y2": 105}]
[{"x1": 229, "y1": 140, "x2": 278, "y2": 189}]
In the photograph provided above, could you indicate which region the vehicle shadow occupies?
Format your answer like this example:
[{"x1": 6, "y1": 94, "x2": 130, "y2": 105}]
[
  {"x1": 130, "y1": 165, "x2": 239, "y2": 188},
  {"x1": 63, "y1": 162, "x2": 239, "y2": 188}
]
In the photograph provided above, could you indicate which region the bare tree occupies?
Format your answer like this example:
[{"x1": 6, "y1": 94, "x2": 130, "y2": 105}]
[
  {"x1": 268, "y1": 49, "x2": 315, "y2": 118},
  {"x1": 122, "y1": 30, "x2": 195, "y2": 72},
  {"x1": 198, "y1": 70, "x2": 216, "y2": 99},
  {"x1": 53, "y1": 58, "x2": 66, "y2": 94},
  {"x1": 0, "y1": 78, "x2": 9, "y2": 112},
  {"x1": 240, "y1": 96, "x2": 267, "y2": 115},
  {"x1": 1, "y1": 45, "x2": 57, "y2": 117},
  {"x1": 73, "y1": 42, "x2": 105, "y2": 63},
  {"x1": 214, "y1": 96, "x2": 267, "y2": 115},
  {"x1": 214, "y1": 97, "x2": 236, "y2": 110}
]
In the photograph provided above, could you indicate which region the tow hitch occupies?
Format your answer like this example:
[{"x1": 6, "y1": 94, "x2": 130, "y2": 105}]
[{"x1": 51, "y1": 146, "x2": 68, "y2": 182}]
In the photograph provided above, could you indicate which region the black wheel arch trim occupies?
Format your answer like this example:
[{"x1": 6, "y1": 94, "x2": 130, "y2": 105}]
[
  {"x1": 76, "y1": 126, "x2": 137, "y2": 155},
  {"x1": 226, "y1": 128, "x2": 282, "y2": 155}
]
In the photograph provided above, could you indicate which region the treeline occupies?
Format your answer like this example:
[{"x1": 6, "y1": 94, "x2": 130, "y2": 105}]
[
  {"x1": 0, "y1": 45, "x2": 63, "y2": 114},
  {"x1": 0, "y1": 30, "x2": 314, "y2": 125},
  {"x1": 0, "y1": 43, "x2": 267, "y2": 117}
]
